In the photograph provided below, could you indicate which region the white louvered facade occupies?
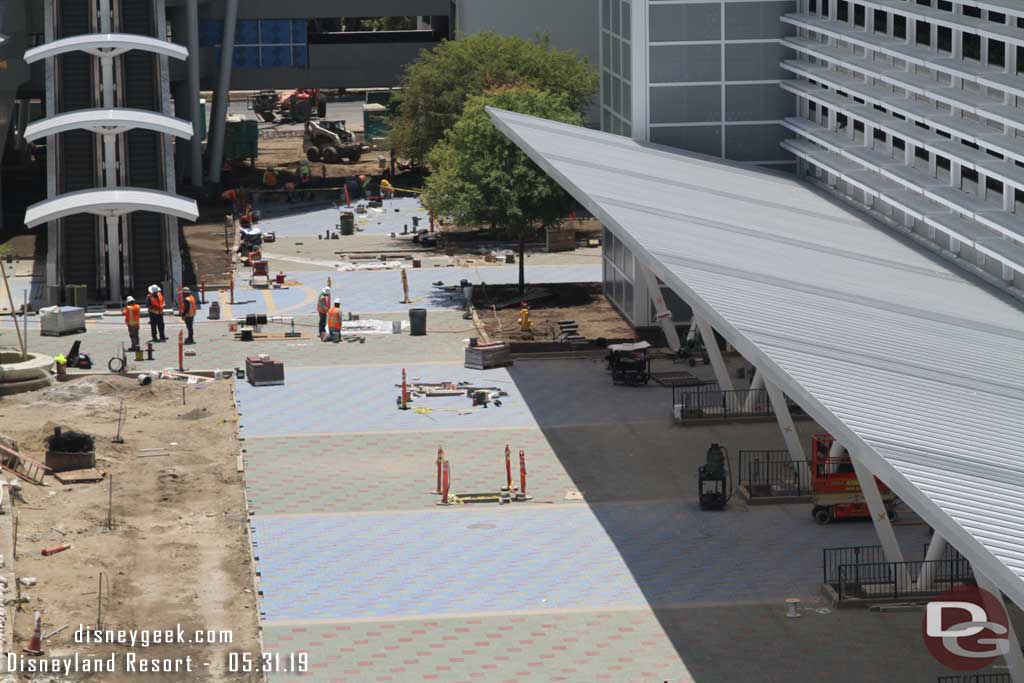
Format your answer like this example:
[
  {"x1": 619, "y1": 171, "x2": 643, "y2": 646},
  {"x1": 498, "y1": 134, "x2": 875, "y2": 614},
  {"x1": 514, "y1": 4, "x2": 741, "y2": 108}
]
[{"x1": 782, "y1": 0, "x2": 1024, "y2": 297}]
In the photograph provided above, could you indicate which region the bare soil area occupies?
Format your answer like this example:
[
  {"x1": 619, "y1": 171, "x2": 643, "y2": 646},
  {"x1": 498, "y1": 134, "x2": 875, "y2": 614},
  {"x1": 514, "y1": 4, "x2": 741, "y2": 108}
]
[
  {"x1": 0, "y1": 375, "x2": 259, "y2": 682},
  {"x1": 473, "y1": 283, "x2": 635, "y2": 343}
]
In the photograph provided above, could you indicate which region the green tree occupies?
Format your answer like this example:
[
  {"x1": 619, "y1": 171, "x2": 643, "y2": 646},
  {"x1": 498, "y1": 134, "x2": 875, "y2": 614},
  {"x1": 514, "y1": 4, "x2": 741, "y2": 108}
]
[
  {"x1": 423, "y1": 87, "x2": 580, "y2": 294},
  {"x1": 392, "y1": 33, "x2": 597, "y2": 163}
]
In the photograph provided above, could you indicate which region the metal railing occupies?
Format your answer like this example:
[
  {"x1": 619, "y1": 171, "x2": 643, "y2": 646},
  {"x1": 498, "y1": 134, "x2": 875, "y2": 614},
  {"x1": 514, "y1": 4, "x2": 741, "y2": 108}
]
[
  {"x1": 737, "y1": 451, "x2": 812, "y2": 498},
  {"x1": 672, "y1": 384, "x2": 805, "y2": 420},
  {"x1": 937, "y1": 675, "x2": 1012, "y2": 683},
  {"x1": 836, "y1": 559, "x2": 974, "y2": 602},
  {"x1": 824, "y1": 545, "x2": 890, "y2": 586}
]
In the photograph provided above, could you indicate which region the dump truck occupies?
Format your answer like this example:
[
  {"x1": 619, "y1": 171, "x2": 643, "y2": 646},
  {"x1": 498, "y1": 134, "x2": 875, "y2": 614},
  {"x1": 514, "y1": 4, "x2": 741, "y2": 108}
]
[{"x1": 303, "y1": 119, "x2": 362, "y2": 163}]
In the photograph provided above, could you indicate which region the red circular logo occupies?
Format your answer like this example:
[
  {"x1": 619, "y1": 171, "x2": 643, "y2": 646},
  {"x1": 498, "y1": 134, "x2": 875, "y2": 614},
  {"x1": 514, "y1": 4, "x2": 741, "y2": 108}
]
[{"x1": 923, "y1": 586, "x2": 1009, "y2": 671}]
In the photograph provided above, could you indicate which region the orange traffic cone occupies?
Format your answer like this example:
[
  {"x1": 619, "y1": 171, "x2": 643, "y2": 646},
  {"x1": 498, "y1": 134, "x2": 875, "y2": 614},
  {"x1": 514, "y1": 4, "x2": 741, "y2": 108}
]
[{"x1": 23, "y1": 610, "x2": 43, "y2": 656}]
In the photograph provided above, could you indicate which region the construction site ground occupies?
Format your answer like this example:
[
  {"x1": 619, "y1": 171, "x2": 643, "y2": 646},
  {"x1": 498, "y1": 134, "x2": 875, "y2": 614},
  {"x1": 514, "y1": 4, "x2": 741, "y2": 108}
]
[
  {"x1": 0, "y1": 376, "x2": 259, "y2": 682},
  {"x1": 0, "y1": 190, "x2": 1009, "y2": 681}
]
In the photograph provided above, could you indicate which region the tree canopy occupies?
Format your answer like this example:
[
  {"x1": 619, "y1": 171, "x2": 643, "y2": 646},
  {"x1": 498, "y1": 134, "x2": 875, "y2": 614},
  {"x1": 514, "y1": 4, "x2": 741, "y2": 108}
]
[
  {"x1": 422, "y1": 86, "x2": 581, "y2": 292},
  {"x1": 391, "y1": 33, "x2": 597, "y2": 163}
]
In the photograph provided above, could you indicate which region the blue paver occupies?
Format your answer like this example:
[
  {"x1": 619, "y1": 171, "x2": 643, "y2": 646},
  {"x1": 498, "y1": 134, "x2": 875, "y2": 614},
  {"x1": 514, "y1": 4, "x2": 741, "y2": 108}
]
[
  {"x1": 229, "y1": 264, "x2": 601, "y2": 315},
  {"x1": 251, "y1": 501, "x2": 930, "y2": 623},
  {"x1": 235, "y1": 365, "x2": 535, "y2": 436},
  {"x1": 257, "y1": 197, "x2": 429, "y2": 236}
]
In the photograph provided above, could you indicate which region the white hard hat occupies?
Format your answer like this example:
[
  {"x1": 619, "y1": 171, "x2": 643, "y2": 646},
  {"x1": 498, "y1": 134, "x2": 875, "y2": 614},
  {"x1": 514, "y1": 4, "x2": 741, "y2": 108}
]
[
  {"x1": 148, "y1": 284, "x2": 159, "y2": 294},
  {"x1": 126, "y1": 296, "x2": 135, "y2": 303},
  {"x1": 333, "y1": 298, "x2": 341, "y2": 305},
  {"x1": 321, "y1": 287, "x2": 330, "y2": 294}
]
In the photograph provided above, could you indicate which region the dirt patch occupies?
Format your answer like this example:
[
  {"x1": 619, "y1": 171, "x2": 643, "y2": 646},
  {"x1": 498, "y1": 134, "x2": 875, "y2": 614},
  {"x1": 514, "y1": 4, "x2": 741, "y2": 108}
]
[
  {"x1": 0, "y1": 375, "x2": 259, "y2": 682},
  {"x1": 257, "y1": 137, "x2": 389, "y2": 179},
  {"x1": 473, "y1": 283, "x2": 635, "y2": 343}
]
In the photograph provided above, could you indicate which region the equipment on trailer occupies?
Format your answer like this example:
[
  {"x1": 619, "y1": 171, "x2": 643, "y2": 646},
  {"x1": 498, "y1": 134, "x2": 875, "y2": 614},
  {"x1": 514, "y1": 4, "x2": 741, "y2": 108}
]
[
  {"x1": 810, "y1": 433, "x2": 896, "y2": 524},
  {"x1": 606, "y1": 341, "x2": 652, "y2": 385},
  {"x1": 252, "y1": 88, "x2": 326, "y2": 123},
  {"x1": 698, "y1": 443, "x2": 732, "y2": 509},
  {"x1": 304, "y1": 120, "x2": 363, "y2": 164},
  {"x1": 678, "y1": 336, "x2": 710, "y2": 367}
]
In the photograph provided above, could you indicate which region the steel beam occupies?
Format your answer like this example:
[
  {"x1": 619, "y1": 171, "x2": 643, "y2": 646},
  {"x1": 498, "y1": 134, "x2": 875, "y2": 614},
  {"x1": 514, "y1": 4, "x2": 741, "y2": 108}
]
[
  {"x1": 186, "y1": 0, "x2": 202, "y2": 185},
  {"x1": 918, "y1": 532, "x2": 947, "y2": 591},
  {"x1": 849, "y1": 452, "x2": 905, "y2": 564},
  {"x1": 208, "y1": 0, "x2": 238, "y2": 183},
  {"x1": 640, "y1": 265, "x2": 681, "y2": 352},
  {"x1": 974, "y1": 570, "x2": 1024, "y2": 683},
  {"x1": 765, "y1": 379, "x2": 807, "y2": 469},
  {"x1": 696, "y1": 318, "x2": 733, "y2": 391}
]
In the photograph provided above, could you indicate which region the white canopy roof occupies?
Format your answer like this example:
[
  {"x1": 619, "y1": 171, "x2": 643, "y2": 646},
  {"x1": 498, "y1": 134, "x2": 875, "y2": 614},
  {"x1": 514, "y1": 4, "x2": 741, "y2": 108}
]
[
  {"x1": 25, "y1": 188, "x2": 199, "y2": 227},
  {"x1": 488, "y1": 107, "x2": 1024, "y2": 606},
  {"x1": 23, "y1": 108, "x2": 193, "y2": 141},
  {"x1": 23, "y1": 33, "x2": 188, "y2": 63}
]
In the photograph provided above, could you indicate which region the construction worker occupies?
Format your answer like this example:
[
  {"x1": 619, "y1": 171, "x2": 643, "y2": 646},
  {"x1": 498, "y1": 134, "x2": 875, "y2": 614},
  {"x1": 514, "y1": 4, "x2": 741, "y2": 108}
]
[
  {"x1": 326, "y1": 298, "x2": 343, "y2": 343},
  {"x1": 263, "y1": 166, "x2": 278, "y2": 188},
  {"x1": 123, "y1": 296, "x2": 141, "y2": 351},
  {"x1": 180, "y1": 286, "x2": 197, "y2": 345},
  {"x1": 146, "y1": 285, "x2": 167, "y2": 342},
  {"x1": 316, "y1": 287, "x2": 331, "y2": 339},
  {"x1": 379, "y1": 178, "x2": 394, "y2": 199}
]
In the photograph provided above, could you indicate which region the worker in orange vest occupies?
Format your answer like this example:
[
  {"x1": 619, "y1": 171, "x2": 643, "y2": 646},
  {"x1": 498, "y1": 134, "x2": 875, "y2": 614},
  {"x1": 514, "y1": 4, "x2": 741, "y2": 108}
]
[
  {"x1": 326, "y1": 298, "x2": 343, "y2": 343},
  {"x1": 180, "y1": 286, "x2": 197, "y2": 345},
  {"x1": 146, "y1": 284, "x2": 167, "y2": 342},
  {"x1": 123, "y1": 296, "x2": 141, "y2": 351},
  {"x1": 316, "y1": 287, "x2": 331, "y2": 339}
]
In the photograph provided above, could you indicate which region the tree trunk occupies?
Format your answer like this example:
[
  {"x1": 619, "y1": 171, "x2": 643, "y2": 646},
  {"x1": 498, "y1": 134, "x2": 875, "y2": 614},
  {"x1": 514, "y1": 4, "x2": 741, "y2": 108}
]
[{"x1": 518, "y1": 235, "x2": 526, "y2": 296}]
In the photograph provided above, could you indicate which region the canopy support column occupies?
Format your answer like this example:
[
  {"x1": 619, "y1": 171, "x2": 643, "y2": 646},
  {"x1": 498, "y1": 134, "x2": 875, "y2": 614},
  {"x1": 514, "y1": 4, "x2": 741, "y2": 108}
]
[
  {"x1": 696, "y1": 318, "x2": 733, "y2": 391},
  {"x1": 849, "y1": 451, "x2": 904, "y2": 564},
  {"x1": 208, "y1": 0, "x2": 238, "y2": 184},
  {"x1": 974, "y1": 571, "x2": 1024, "y2": 683},
  {"x1": 918, "y1": 533, "x2": 947, "y2": 591},
  {"x1": 639, "y1": 266, "x2": 681, "y2": 352},
  {"x1": 743, "y1": 370, "x2": 764, "y2": 413},
  {"x1": 765, "y1": 379, "x2": 806, "y2": 469}
]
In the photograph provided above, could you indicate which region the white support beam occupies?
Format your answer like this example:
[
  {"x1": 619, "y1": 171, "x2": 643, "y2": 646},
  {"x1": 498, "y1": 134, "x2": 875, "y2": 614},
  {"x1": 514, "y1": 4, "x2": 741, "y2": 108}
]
[
  {"x1": 697, "y1": 318, "x2": 733, "y2": 391},
  {"x1": 850, "y1": 452, "x2": 905, "y2": 564},
  {"x1": 186, "y1": 0, "x2": 203, "y2": 185},
  {"x1": 640, "y1": 266, "x2": 682, "y2": 352},
  {"x1": 743, "y1": 370, "x2": 764, "y2": 413},
  {"x1": 974, "y1": 570, "x2": 1024, "y2": 683},
  {"x1": 918, "y1": 532, "x2": 947, "y2": 591},
  {"x1": 764, "y1": 379, "x2": 806, "y2": 466}
]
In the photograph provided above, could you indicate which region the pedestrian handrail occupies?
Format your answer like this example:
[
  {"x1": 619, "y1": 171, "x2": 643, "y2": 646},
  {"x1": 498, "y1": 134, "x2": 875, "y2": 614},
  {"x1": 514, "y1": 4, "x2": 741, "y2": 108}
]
[
  {"x1": 672, "y1": 384, "x2": 805, "y2": 421},
  {"x1": 836, "y1": 559, "x2": 974, "y2": 602},
  {"x1": 824, "y1": 544, "x2": 968, "y2": 587},
  {"x1": 937, "y1": 673, "x2": 1012, "y2": 682},
  {"x1": 737, "y1": 451, "x2": 811, "y2": 498}
]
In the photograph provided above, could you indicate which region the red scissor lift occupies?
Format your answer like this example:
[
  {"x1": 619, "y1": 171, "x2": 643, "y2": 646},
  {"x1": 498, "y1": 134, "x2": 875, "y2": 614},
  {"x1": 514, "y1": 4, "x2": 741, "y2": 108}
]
[{"x1": 811, "y1": 433, "x2": 897, "y2": 524}]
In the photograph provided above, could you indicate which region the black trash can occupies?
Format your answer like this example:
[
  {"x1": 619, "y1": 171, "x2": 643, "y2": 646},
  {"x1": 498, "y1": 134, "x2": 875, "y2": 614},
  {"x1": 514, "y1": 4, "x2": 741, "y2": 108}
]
[{"x1": 409, "y1": 308, "x2": 427, "y2": 336}]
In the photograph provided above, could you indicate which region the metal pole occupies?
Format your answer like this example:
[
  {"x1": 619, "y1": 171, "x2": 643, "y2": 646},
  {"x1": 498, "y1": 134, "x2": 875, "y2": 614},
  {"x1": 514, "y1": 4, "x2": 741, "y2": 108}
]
[
  {"x1": 696, "y1": 318, "x2": 734, "y2": 391},
  {"x1": 186, "y1": 0, "x2": 203, "y2": 186},
  {"x1": 207, "y1": 0, "x2": 239, "y2": 183},
  {"x1": 917, "y1": 532, "x2": 947, "y2": 591},
  {"x1": 22, "y1": 290, "x2": 28, "y2": 357},
  {"x1": 107, "y1": 475, "x2": 113, "y2": 530}
]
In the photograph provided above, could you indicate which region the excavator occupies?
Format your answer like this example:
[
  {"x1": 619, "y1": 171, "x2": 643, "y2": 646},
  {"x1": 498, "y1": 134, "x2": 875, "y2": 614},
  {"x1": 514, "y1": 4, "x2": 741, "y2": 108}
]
[
  {"x1": 304, "y1": 120, "x2": 363, "y2": 164},
  {"x1": 252, "y1": 88, "x2": 327, "y2": 123}
]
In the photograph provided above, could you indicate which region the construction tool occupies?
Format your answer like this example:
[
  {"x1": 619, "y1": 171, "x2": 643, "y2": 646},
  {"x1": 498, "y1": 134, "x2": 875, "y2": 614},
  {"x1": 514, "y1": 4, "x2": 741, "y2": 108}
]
[
  {"x1": 397, "y1": 369, "x2": 411, "y2": 410},
  {"x1": 810, "y1": 433, "x2": 896, "y2": 524},
  {"x1": 698, "y1": 443, "x2": 733, "y2": 510},
  {"x1": 401, "y1": 269, "x2": 412, "y2": 304}
]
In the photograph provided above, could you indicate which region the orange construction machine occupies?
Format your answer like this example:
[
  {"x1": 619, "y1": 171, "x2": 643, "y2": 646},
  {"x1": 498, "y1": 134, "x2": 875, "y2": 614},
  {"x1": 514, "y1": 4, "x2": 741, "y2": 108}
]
[
  {"x1": 810, "y1": 433, "x2": 896, "y2": 524},
  {"x1": 252, "y1": 88, "x2": 327, "y2": 123}
]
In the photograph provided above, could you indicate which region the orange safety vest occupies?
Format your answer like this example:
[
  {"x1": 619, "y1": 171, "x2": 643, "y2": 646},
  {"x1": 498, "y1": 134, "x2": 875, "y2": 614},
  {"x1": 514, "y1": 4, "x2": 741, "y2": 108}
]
[
  {"x1": 182, "y1": 295, "x2": 197, "y2": 319},
  {"x1": 123, "y1": 304, "x2": 141, "y2": 327},
  {"x1": 316, "y1": 294, "x2": 330, "y2": 315},
  {"x1": 327, "y1": 306, "x2": 342, "y2": 331},
  {"x1": 147, "y1": 292, "x2": 164, "y2": 314}
]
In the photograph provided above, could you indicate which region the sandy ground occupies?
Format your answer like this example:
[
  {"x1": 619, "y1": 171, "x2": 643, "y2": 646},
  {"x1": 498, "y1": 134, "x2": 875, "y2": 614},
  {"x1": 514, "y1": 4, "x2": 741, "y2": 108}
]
[
  {"x1": 257, "y1": 138, "x2": 389, "y2": 179},
  {"x1": 0, "y1": 376, "x2": 259, "y2": 682},
  {"x1": 474, "y1": 283, "x2": 635, "y2": 343}
]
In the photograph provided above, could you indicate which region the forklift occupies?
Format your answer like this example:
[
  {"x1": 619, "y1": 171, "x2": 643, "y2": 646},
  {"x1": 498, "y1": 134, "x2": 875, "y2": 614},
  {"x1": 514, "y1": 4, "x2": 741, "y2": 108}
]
[
  {"x1": 698, "y1": 443, "x2": 733, "y2": 509},
  {"x1": 810, "y1": 433, "x2": 897, "y2": 524}
]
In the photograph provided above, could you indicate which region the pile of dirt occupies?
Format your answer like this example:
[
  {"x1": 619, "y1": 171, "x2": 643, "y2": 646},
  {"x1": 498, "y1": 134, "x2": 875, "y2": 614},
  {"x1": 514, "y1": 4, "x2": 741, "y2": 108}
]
[{"x1": 0, "y1": 375, "x2": 260, "y2": 682}]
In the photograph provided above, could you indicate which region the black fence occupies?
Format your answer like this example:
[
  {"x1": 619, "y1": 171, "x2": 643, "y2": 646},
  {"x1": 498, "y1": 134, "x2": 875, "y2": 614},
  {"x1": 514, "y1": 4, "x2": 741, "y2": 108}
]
[
  {"x1": 737, "y1": 451, "x2": 812, "y2": 498},
  {"x1": 938, "y1": 675, "x2": 1012, "y2": 683},
  {"x1": 824, "y1": 544, "x2": 973, "y2": 602},
  {"x1": 672, "y1": 384, "x2": 805, "y2": 421}
]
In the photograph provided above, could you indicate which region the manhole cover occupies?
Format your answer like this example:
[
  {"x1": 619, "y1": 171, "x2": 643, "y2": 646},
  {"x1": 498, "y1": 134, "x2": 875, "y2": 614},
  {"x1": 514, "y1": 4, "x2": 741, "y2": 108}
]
[{"x1": 466, "y1": 523, "x2": 496, "y2": 530}]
